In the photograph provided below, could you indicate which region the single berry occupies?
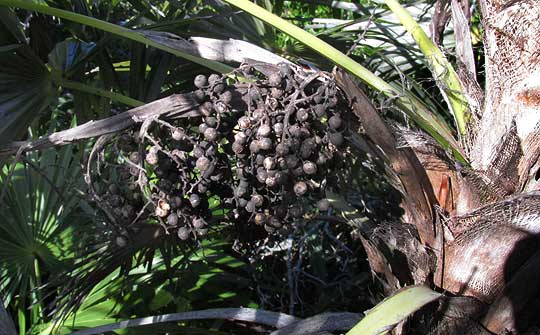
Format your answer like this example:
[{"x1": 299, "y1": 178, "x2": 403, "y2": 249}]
[
  {"x1": 192, "y1": 217, "x2": 206, "y2": 229},
  {"x1": 294, "y1": 181, "x2": 308, "y2": 196},
  {"x1": 167, "y1": 213, "x2": 179, "y2": 226},
  {"x1": 328, "y1": 115, "x2": 343, "y2": 130},
  {"x1": 196, "y1": 156, "x2": 211, "y2": 171},
  {"x1": 302, "y1": 161, "x2": 317, "y2": 175},
  {"x1": 178, "y1": 227, "x2": 190, "y2": 240},
  {"x1": 204, "y1": 127, "x2": 219, "y2": 142},
  {"x1": 189, "y1": 194, "x2": 201, "y2": 207},
  {"x1": 317, "y1": 199, "x2": 331, "y2": 211},
  {"x1": 194, "y1": 74, "x2": 208, "y2": 88},
  {"x1": 268, "y1": 72, "x2": 283, "y2": 87}
]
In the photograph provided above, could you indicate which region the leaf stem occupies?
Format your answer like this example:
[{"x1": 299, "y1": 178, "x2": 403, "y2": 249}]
[
  {"x1": 0, "y1": 0, "x2": 233, "y2": 74},
  {"x1": 53, "y1": 77, "x2": 144, "y2": 107},
  {"x1": 384, "y1": 0, "x2": 468, "y2": 137}
]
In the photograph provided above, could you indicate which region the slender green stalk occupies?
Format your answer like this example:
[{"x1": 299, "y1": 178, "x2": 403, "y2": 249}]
[
  {"x1": 221, "y1": 0, "x2": 466, "y2": 162},
  {"x1": 54, "y1": 77, "x2": 144, "y2": 107},
  {"x1": 0, "y1": 0, "x2": 233, "y2": 74},
  {"x1": 17, "y1": 301, "x2": 25, "y2": 335},
  {"x1": 33, "y1": 258, "x2": 43, "y2": 321},
  {"x1": 384, "y1": 0, "x2": 468, "y2": 137}
]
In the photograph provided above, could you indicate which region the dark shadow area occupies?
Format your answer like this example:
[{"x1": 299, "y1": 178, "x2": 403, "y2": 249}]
[{"x1": 484, "y1": 233, "x2": 540, "y2": 333}]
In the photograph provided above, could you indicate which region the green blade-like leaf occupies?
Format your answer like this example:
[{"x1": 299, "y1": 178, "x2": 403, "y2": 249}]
[
  {"x1": 0, "y1": 47, "x2": 53, "y2": 145},
  {"x1": 346, "y1": 285, "x2": 441, "y2": 335},
  {"x1": 0, "y1": 0, "x2": 233, "y2": 74},
  {"x1": 221, "y1": 0, "x2": 466, "y2": 163},
  {"x1": 0, "y1": 8, "x2": 53, "y2": 146}
]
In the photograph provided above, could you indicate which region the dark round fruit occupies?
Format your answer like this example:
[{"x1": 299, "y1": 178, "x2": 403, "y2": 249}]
[
  {"x1": 317, "y1": 198, "x2": 331, "y2": 211},
  {"x1": 271, "y1": 87, "x2": 284, "y2": 98},
  {"x1": 289, "y1": 124, "x2": 302, "y2": 137},
  {"x1": 208, "y1": 74, "x2": 220, "y2": 85},
  {"x1": 293, "y1": 181, "x2": 308, "y2": 196},
  {"x1": 328, "y1": 96, "x2": 338, "y2": 108},
  {"x1": 249, "y1": 140, "x2": 261, "y2": 154},
  {"x1": 238, "y1": 116, "x2": 251, "y2": 129},
  {"x1": 194, "y1": 89, "x2": 206, "y2": 102},
  {"x1": 256, "y1": 168, "x2": 268, "y2": 183},
  {"x1": 251, "y1": 194, "x2": 264, "y2": 207},
  {"x1": 264, "y1": 224, "x2": 276, "y2": 233},
  {"x1": 329, "y1": 132, "x2": 344, "y2": 146},
  {"x1": 204, "y1": 127, "x2": 219, "y2": 142},
  {"x1": 259, "y1": 138, "x2": 272, "y2": 150},
  {"x1": 255, "y1": 154, "x2": 265, "y2": 166},
  {"x1": 249, "y1": 89, "x2": 261, "y2": 102},
  {"x1": 296, "y1": 108, "x2": 309, "y2": 122},
  {"x1": 214, "y1": 101, "x2": 228, "y2": 113},
  {"x1": 292, "y1": 166, "x2": 304, "y2": 177},
  {"x1": 116, "y1": 235, "x2": 128, "y2": 247},
  {"x1": 189, "y1": 194, "x2": 201, "y2": 207},
  {"x1": 285, "y1": 155, "x2": 300, "y2": 169},
  {"x1": 234, "y1": 132, "x2": 247, "y2": 144},
  {"x1": 274, "y1": 206, "x2": 288, "y2": 218},
  {"x1": 205, "y1": 116, "x2": 218, "y2": 128},
  {"x1": 129, "y1": 152, "x2": 140, "y2": 163},
  {"x1": 232, "y1": 141, "x2": 244, "y2": 154},
  {"x1": 257, "y1": 124, "x2": 272, "y2": 138},
  {"x1": 196, "y1": 156, "x2": 211, "y2": 171},
  {"x1": 265, "y1": 176, "x2": 278, "y2": 187},
  {"x1": 178, "y1": 227, "x2": 190, "y2": 240},
  {"x1": 302, "y1": 161, "x2": 317, "y2": 175},
  {"x1": 263, "y1": 157, "x2": 276, "y2": 170},
  {"x1": 200, "y1": 101, "x2": 213, "y2": 116},
  {"x1": 289, "y1": 205, "x2": 303, "y2": 218},
  {"x1": 235, "y1": 186, "x2": 247, "y2": 197},
  {"x1": 194, "y1": 74, "x2": 208, "y2": 88},
  {"x1": 237, "y1": 198, "x2": 248, "y2": 208},
  {"x1": 269, "y1": 217, "x2": 282, "y2": 228},
  {"x1": 245, "y1": 200, "x2": 256, "y2": 213},
  {"x1": 192, "y1": 217, "x2": 206, "y2": 229},
  {"x1": 278, "y1": 63, "x2": 291, "y2": 76},
  {"x1": 167, "y1": 213, "x2": 179, "y2": 226},
  {"x1": 193, "y1": 146, "x2": 205, "y2": 158},
  {"x1": 198, "y1": 183, "x2": 208, "y2": 193},
  {"x1": 171, "y1": 195, "x2": 183, "y2": 209},
  {"x1": 268, "y1": 72, "x2": 283, "y2": 87},
  {"x1": 254, "y1": 213, "x2": 266, "y2": 225},
  {"x1": 199, "y1": 123, "x2": 209, "y2": 134},
  {"x1": 273, "y1": 122, "x2": 284, "y2": 135},
  {"x1": 328, "y1": 115, "x2": 343, "y2": 130},
  {"x1": 220, "y1": 90, "x2": 233, "y2": 104},
  {"x1": 121, "y1": 204, "x2": 134, "y2": 219},
  {"x1": 275, "y1": 143, "x2": 289, "y2": 156},
  {"x1": 316, "y1": 152, "x2": 330, "y2": 165}
]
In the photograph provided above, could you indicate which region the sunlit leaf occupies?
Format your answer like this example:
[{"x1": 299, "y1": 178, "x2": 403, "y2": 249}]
[{"x1": 346, "y1": 286, "x2": 441, "y2": 335}]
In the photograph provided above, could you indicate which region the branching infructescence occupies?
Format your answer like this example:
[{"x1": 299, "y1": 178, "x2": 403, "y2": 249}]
[{"x1": 85, "y1": 63, "x2": 350, "y2": 244}]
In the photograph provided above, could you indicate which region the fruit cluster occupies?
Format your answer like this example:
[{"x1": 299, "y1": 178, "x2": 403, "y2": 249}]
[{"x1": 94, "y1": 63, "x2": 348, "y2": 242}]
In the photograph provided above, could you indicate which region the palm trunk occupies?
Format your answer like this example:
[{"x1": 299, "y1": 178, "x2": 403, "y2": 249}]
[{"x1": 338, "y1": 1, "x2": 540, "y2": 333}]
